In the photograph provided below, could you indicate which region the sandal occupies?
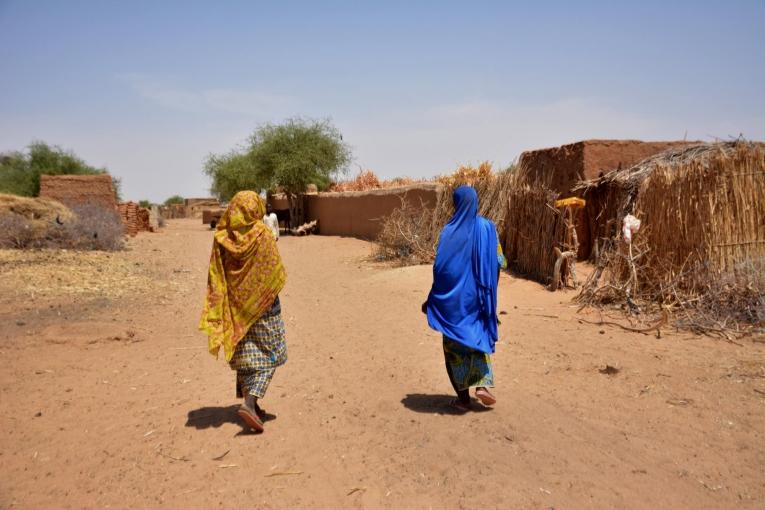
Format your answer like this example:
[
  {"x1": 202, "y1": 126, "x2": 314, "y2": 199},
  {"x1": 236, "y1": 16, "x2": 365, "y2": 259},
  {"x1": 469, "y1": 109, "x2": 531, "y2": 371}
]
[
  {"x1": 449, "y1": 398, "x2": 471, "y2": 413},
  {"x1": 237, "y1": 405, "x2": 264, "y2": 432},
  {"x1": 475, "y1": 387, "x2": 497, "y2": 406}
]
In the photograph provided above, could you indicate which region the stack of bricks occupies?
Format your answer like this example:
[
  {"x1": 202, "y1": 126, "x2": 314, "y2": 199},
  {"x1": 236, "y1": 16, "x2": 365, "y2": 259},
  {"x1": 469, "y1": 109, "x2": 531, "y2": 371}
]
[{"x1": 118, "y1": 202, "x2": 140, "y2": 236}]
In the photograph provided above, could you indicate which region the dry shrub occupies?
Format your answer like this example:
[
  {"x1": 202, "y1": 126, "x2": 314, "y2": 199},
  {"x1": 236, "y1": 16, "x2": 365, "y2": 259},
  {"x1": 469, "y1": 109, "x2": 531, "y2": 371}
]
[
  {"x1": 61, "y1": 204, "x2": 125, "y2": 251},
  {"x1": 580, "y1": 233, "x2": 764, "y2": 338},
  {"x1": 680, "y1": 258, "x2": 765, "y2": 335},
  {"x1": 373, "y1": 198, "x2": 436, "y2": 265},
  {"x1": 0, "y1": 214, "x2": 37, "y2": 248}
]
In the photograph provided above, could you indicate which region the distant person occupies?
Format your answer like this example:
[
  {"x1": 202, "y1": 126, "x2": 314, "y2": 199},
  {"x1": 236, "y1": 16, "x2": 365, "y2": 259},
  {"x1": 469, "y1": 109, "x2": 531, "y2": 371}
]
[
  {"x1": 422, "y1": 185, "x2": 506, "y2": 412},
  {"x1": 199, "y1": 191, "x2": 288, "y2": 432},
  {"x1": 263, "y1": 204, "x2": 280, "y2": 240}
]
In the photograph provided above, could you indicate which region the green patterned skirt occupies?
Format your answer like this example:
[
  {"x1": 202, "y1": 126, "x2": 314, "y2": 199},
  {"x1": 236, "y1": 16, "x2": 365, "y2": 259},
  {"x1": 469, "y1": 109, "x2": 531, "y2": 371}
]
[{"x1": 443, "y1": 336, "x2": 494, "y2": 391}]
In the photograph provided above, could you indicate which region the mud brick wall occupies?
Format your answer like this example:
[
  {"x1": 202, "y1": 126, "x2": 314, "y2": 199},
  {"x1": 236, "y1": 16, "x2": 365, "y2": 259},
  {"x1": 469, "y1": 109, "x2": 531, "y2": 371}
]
[
  {"x1": 184, "y1": 198, "x2": 220, "y2": 218},
  {"x1": 304, "y1": 184, "x2": 440, "y2": 239},
  {"x1": 159, "y1": 204, "x2": 186, "y2": 219},
  {"x1": 39, "y1": 174, "x2": 118, "y2": 211},
  {"x1": 518, "y1": 140, "x2": 698, "y2": 259}
]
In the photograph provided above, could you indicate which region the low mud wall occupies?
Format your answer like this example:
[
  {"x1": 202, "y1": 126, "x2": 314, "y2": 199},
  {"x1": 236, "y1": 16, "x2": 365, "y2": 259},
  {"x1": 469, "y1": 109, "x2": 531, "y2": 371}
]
[{"x1": 304, "y1": 184, "x2": 440, "y2": 239}]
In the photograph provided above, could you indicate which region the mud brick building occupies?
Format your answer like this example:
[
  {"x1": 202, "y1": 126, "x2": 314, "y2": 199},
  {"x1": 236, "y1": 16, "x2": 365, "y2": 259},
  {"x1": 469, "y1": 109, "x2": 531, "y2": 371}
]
[
  {"x1": 518, "y1": 140, "x2": 698, "y2": 259},
  {"x1": 39, "y1": 174, "x2": 118, "y2": 211}
]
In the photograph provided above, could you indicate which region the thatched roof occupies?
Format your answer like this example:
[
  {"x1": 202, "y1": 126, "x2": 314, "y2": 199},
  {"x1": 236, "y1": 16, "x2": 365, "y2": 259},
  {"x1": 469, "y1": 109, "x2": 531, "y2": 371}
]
[{"x1": 574, "y1": 140, "x2": 764, "y2": 193}]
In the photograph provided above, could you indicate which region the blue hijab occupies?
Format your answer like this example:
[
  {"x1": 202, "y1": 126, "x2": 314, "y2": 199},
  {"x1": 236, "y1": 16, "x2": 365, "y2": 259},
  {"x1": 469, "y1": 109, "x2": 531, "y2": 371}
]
[{"x1": 426, "y1": 186, "x2": 499, "y2": 354}]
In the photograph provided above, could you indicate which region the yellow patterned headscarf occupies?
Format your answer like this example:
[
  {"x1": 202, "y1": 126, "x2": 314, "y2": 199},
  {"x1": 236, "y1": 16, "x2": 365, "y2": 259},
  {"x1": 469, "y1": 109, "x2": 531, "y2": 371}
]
[{"x1": 199, "y1": 191, "x2": 286, "y2": 361}]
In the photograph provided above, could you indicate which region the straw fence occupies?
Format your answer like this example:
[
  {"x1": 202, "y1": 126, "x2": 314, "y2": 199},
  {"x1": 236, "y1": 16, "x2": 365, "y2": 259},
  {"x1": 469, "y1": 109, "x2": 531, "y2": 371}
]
[{"x1": 502, "y1": 186, "x2": 568, "y2": 284}]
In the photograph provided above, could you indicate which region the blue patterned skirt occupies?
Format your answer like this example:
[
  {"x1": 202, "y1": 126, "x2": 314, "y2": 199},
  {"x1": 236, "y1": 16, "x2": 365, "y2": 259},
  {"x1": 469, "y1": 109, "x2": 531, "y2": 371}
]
[{"x1": 229, "y1": 297, "x2": 287, "y2": 398}]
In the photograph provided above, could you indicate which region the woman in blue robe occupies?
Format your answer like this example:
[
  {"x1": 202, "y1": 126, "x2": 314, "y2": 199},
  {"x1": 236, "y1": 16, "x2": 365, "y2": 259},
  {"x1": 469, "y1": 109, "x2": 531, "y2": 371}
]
[{"x1": 423, "y1": 186, "x2": 506, "y2": 411}]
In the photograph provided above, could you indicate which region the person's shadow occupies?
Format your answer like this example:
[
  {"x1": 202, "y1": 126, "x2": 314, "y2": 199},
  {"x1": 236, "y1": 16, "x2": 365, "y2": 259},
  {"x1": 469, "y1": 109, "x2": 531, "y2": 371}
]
[
  {"x1": 185, "y1": 405, "x2": 277, "y2": 435},
  {"x1": 401, "y1": 393, "x2": 493, "y2": 415}
]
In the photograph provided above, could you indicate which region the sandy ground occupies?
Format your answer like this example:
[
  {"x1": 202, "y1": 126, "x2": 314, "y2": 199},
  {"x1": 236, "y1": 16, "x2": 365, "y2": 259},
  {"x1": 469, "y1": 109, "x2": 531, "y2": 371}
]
[{"x1": 1, "y1": 218, "x2": 764, "y2": 509}]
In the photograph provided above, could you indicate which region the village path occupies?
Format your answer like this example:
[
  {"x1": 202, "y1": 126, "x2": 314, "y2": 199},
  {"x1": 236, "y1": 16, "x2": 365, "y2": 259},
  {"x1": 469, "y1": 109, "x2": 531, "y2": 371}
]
[{"x1": 0, "y1": 219, "x2": 763, "y2": 509}]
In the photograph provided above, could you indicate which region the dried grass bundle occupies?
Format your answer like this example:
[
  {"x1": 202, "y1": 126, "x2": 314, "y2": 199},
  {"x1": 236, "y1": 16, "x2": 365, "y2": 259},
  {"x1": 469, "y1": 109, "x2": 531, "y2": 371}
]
[
  {"x1": 331, "y1": 170, "x2": 381, "y2": 192},
  {"x1": 0, "y1": 193, "x2": 74, "y2": 225},
  {"x1": 431, "y1": 162, "x2": 517, "y2": 246},
  {"x1": 331, "y1": 170, "x2": 422, "y2": 192}
]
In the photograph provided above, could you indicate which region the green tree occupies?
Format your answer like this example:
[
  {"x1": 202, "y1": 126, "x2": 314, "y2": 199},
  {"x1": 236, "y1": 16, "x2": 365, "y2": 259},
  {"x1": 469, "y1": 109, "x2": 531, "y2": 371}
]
[
  {"x1": 0, "y1": 151, "x2": 33, "y2": 196},
  {"x1": 204, "y1": 118, "x2": 351, "y2": 227},
  {"x1": 204, "y1": 150, "x2": 261, "y2": 203},
  {"x1": 164, "y1": 195, "x2": 185, "y2": 206},
  {"x1": 138, "y1": 200, "x2": 151, "y2": 208},
  {"x1": 0, "y1": 141, "x2": 121, "y2": 199}
]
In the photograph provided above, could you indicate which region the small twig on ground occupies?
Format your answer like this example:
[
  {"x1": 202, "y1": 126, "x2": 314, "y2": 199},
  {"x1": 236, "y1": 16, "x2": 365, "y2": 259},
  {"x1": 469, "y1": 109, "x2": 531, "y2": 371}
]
[
  {"x1": 579, "y1": 309, "x2": 668, "y2": 335},
  {"x1": 212, "y1": 449, "x2": 231, "y2": 461},
  {"x1": 666, "y1": 398, "x2": 694, "y2": 406},
  {"x1": 158, "y1": 451, "x2": 190, "y2": 462},
  {"x1": 522, "y1": 313, "x2": 560, "y2": 319}
]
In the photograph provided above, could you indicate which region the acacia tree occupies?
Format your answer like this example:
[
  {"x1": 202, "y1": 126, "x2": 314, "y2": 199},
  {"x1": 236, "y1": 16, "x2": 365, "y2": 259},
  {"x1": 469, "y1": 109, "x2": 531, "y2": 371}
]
[
  {"x1": 248, "y1": 118, "x2": 350, "y2": 227},
  {"x1": 204, "y1": 150, "x2": 262, "y2": 202},
  {"x1": 204, "y1": 118, "x2": 351, "y2": 227}
]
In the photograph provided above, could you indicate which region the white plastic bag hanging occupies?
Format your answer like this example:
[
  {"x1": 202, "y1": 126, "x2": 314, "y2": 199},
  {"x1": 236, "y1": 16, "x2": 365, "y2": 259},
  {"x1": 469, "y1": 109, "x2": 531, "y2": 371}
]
[{"x1": 622, "y1": 214, "x2": 641, "y2": 244}]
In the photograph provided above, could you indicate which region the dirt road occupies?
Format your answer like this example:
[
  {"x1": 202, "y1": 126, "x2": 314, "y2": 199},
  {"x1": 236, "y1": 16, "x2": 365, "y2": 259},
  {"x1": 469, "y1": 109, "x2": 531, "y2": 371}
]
[{"x1": 1, "y1": 219, "x2": 763, "y2": 509}]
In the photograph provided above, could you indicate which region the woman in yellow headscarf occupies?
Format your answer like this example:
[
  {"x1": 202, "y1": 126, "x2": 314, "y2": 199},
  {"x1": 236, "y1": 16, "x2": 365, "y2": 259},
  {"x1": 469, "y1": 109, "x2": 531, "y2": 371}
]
[{"x1": 199, "y1": 191, "x2": 287, "y2": 432}]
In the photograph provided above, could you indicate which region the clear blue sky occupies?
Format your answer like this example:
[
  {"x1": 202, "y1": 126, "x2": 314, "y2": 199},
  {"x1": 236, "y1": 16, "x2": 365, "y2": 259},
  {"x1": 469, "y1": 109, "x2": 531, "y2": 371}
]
[{"x1": 1, "y1": 0, "x2": 763, "y2": 202}]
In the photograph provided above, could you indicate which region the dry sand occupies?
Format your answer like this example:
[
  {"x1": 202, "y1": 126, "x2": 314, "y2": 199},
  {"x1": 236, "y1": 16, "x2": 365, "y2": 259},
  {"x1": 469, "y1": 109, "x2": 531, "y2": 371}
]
[{"x1": 0, "y1": 219, "x2": 763, "y2": 509}]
